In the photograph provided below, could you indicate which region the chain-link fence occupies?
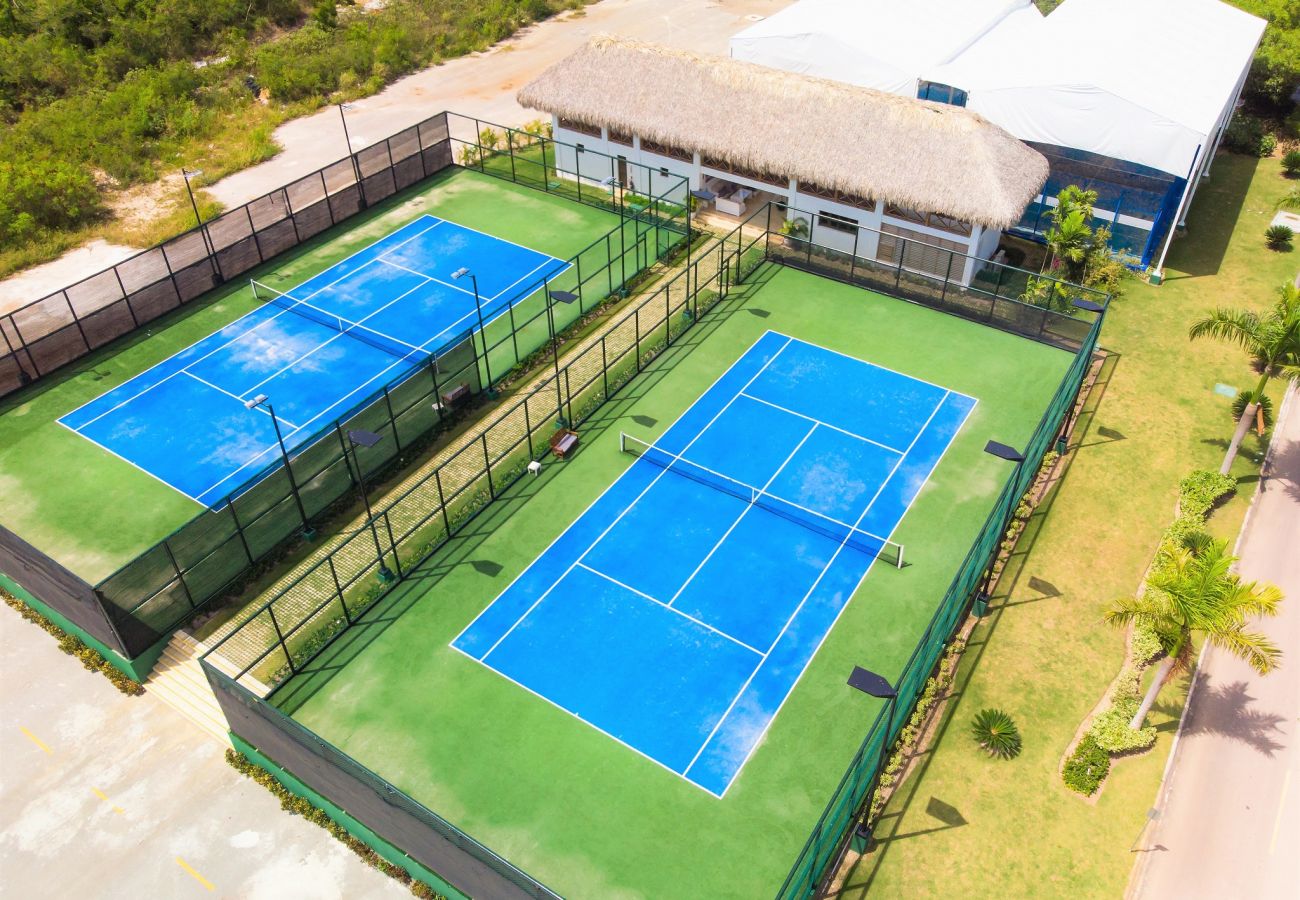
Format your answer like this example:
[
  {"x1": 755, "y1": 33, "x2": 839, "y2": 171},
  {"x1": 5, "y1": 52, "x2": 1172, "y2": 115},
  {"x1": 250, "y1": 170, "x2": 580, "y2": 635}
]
[
  {"x1": 0, "y1": 113, "x2": 456, "y2": 399},
  {"x1": 199, "y1": 211, "x2": 1103, "y2": 900}
]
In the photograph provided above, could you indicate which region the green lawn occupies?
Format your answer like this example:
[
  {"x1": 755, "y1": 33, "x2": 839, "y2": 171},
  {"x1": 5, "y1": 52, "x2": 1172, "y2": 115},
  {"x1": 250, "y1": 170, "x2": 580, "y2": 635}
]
[
  {"x1": 840, "y1": 154, "x2": 1296, "y2": 897},
  {"x1": 277, "y1": 264, "x2": 1076, "y2": 898},
  {"x1": 0, "y1": 169, "x2": 622, "y2": 583}
]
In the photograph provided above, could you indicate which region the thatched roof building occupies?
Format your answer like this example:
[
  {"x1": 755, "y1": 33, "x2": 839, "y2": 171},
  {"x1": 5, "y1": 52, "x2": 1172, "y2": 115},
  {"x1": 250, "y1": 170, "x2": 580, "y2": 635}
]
[{"x1": 518, "y1": 37, "x2": 1049, "y2": 230}]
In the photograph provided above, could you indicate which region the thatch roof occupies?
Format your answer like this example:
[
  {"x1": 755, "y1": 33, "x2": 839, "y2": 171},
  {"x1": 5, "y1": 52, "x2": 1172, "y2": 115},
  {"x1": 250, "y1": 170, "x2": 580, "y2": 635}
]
[{"x1": 518, "y1": 37, "x2": 1048, "y2": 229}]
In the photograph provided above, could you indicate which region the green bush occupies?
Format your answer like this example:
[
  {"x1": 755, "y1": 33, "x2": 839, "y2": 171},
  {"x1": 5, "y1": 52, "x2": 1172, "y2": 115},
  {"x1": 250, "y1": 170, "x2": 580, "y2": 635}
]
[
  {"x1": 226, "y1": 750, "x2": 446, "y2": 898},
  {"x1": 1062, "y1": 735, "x2": 1111, "y2": 795},
  {"x1": 1088, "y1": 667, "x2": 1157, "y2": 753},
  {"x1": 971, "y1": 708, "x2": 1022, "y2": 759},
  {"x1": 1225, "y1": 115, "x2": 1278, "y2": 157},
  {"x1": 1178, "y1": 470, "x2": 1236, "y2": 519},
  {"x1": 2, "y1": 591, "x2": 143, "y2": 695},
  {"x1": 1131, "y1": 620, "x2": 1162, "y2": 665},
  {"x1": 1266, "y1": 224, "x2": 1294, "y2": 249},
  {"x1": 1283, "y1": 150, "x2": 1300, "y2": 177}
]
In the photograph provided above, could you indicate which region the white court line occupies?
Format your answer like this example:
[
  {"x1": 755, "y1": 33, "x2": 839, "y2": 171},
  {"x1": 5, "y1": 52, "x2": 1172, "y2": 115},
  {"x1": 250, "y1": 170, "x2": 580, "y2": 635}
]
[
  {"x1": 696, "y1": 389, "x2": 978, "y2": 796},
  {"x1": 576, "y1": 563, "x2": 765, "y2": 656},
  {"x1": 477, "y1": 337, "x2": 795, "y2": 664},
  {"x1": 452, "y1": 332, "x2": 791, "y2": 662},
  {"x1": 665, "y1": 421, "x2": 819, "y2": 608},
  {"x1": 449, "y1": 641, "x2": 725, "y2": 797},
  {"x1": 54, "y1": 419, "x2": 208, "y2": 506},
  {"x1": 63, "y1": 217, "x2": 445, "y2": 433},
  {"x1": 179, "y1": 372, "x2": 300, "y2": 430},
  {"x1": 484, "y1": 257, "x2": 568, "y2": 305},
  {"x1": 739, "y1": 391, "x2": 904, "y2": 455},
  {"x1": 765, "y1": 329, "x2": 979, "y2": 404},
  {"x1": 235, "y1": 275, "x2": 432, "y2": 401}
]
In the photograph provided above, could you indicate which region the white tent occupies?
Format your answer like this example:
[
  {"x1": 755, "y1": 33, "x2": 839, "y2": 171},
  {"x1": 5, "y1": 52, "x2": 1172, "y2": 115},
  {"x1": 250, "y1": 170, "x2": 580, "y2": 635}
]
[
  {"x1": 926, "y1": 0, "x2": 1267, "y2": 179},
  {"x1": 729, "y1": 0, "x2": 1035, "y2": 97}
]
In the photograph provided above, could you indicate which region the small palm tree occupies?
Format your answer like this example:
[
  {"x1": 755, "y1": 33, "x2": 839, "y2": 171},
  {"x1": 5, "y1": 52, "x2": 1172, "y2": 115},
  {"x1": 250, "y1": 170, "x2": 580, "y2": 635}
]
[
  {"x1": 1106, "y1": 540, "x2": 1282, "y2": 729},
  {"x1": 1189, "y1": 282, "x2": 1300, "y2": 474},
  {"x1": 1265, "y1": 224, "x2": 1294, "y2": 250},
  {"x1": 971, "y1": 708, "x2": 1022, "y2": 759}
]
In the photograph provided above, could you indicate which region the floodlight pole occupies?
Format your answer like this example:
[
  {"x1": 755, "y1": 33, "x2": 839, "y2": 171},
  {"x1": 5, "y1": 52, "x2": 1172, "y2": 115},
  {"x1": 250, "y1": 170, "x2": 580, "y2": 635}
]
[
  {"x1": 452, "y1": 268, "x2": 493, "y2": 392},
  {"x1": 182, "y1": 167, "x2": 219, "y2": 281},
  {"x1": 338, "y1": 103, "x2": 361, "y2": 186},
  {"x1": 344, "y1": 433, "x2": 395, "y2": 582},
  {"x1": 544, "y1": 280, "x2": 567, "y2": 427},
  {"x1": 246, "y1": 395, "x2": 312, "y2": 538}
]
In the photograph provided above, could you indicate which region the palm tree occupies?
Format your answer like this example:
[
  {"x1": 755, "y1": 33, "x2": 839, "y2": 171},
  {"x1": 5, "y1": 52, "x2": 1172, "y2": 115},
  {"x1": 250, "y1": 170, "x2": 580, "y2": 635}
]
[
  {"x1": 1106, "y1": 539, "x2": 1282, "y2": 729},
  {"x1": 1189, "y1": 282, "x2": 1300, "y2": 474}
]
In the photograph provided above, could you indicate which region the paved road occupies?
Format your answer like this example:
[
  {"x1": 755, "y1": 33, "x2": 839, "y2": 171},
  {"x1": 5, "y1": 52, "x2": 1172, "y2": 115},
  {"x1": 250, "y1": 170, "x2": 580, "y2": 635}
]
[
  {"x1": 0, "y1": 0, "x2": 790, "y2": 314},
  {"x1": 1132, "y1": 383, "x2": 1300, "y2": 898},
  {"x1": 0, "y1": 613, "x2": 407, "y2": 900}
]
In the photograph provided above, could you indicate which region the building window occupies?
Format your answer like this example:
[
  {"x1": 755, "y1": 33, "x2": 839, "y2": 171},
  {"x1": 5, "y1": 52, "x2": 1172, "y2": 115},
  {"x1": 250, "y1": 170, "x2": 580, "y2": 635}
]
[
  {"x1": 608, "y1": 127, "x2": 633, "y2": 147},
  {"x1": 877, "y1": 224, "x2": 967, "y2": 280},
  {"x1": 917, "y1": 81, "x2": 968, "y2": 107},
  {"x1": 557, "y1": 116, "x2": 601, "y2": 139},
  {"x1": 700, "y1": 154, "x2": 784, "y2": 187},
  {"x1": 640, "y1": 138, "x2": 693, "y2": 162},
  {"x1": 817, "y1": 211, "x2": 859, "y2": 235},
  {"x1": 883, "y1": 203, "x2": 972, "y2": 237}
]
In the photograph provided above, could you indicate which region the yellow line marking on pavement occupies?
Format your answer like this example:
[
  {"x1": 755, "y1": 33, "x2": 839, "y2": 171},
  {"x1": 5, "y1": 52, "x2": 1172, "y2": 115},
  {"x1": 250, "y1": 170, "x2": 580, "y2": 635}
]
[
  {"x1": 1269, "y1": 769, "x2": 1290, "y2": 855},
  {"x1": 18, "y1": 726, "x2": 51, "y2": 754},
  {"x1": 90, "y1": 787, "x2": 126, "y2": 814},
  {"x1": 175, "y1": 857, "x2": 215, "y2": 892}
]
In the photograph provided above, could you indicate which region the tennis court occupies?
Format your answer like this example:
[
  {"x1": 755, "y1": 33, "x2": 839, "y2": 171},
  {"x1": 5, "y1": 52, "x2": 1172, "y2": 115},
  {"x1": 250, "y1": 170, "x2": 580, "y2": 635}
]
[
  {"x1": 58, "y1": 215, "x2": 568, "y2": 506},
  {"x1": 453, "y1": 330, "x2": 975, "y2": 796}
]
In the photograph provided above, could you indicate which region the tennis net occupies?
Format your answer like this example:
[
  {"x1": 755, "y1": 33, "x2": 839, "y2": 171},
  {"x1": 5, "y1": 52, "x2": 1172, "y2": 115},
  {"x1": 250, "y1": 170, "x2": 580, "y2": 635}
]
[
  {"x1": 620, "y1": 433, "x2": 905, "y2": 568},
  {"x1": 251, "y1": 279, "x2": 426, "y2": 363}
]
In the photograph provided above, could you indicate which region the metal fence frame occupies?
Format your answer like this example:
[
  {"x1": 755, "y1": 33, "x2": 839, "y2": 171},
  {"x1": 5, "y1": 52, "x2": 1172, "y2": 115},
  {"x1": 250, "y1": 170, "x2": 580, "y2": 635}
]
[
  {"x1": 0, "y1": 112, "x2": 687, "y2": 666},
  {"x1": 200, "y1": 214, "x2": 1104, "y2": 900}
]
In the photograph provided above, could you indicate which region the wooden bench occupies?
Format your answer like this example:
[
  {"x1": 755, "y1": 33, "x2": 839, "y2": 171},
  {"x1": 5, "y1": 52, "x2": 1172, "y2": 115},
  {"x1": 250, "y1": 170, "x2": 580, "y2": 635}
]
[
  {"x1": 439, "y1": 383, "x2": 470, "y2": 409},
  {"x1": 549, "y1": 428, "x2": 579, "y2": 459}
]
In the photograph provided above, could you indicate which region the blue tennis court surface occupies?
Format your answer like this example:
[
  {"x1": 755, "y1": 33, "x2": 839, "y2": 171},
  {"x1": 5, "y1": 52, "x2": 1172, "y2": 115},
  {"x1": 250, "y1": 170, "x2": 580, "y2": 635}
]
[
  {"x1": 60, "y1": 215, "x2": 568, "y2": 505},
  {"x1": 453, "y1": 331, "x2": 976, "y2": 796}
]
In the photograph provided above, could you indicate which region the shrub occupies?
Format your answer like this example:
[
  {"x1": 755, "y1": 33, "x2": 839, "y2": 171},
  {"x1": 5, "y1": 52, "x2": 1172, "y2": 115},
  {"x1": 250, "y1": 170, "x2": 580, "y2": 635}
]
[
  {"x1": 971, "y1": 708, "x2": 1022, "y2": 759},
  {"x1": 1265, "y1": 224, "x2": 1294, "y2": 250},
  {"x1": 1283, "y1": 150, "x2": 1300, "y2": 177},
  {"x1": 2, "y1": 591, "x2": 144, "y2": 695},
  {"x1": 1225, "y1": 115, "x2": 1278, "y2": 157},
  {"x1": 1062, "y1": 735, "x2": 1110, "y2": 795},
  {"x1": 1280, "y1": 185, "x2": 1300, "y2": 211},
  {"x1": 1131, "y1": 620, "x2": 1162, "y2": 665},
  {"x1": 226, "y1": 750, "x2": 446, "y2": 899},
  {"x1": 1178, "y1": 470, "x2": 1236, "y2": 519},
  {"x1": 1088, "y1": 667, "x2": 1157, "y2": 753}
]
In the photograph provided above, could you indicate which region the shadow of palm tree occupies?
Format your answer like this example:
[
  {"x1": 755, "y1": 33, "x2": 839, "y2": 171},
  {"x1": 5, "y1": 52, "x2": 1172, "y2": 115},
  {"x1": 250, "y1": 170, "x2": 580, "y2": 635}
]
[
  {"x1": 1154, "y1": 672, "x2": 1286, "y2": 757},
  {"x1": 1261, "y1": 426, "x2": 1300, "y2": 504}
]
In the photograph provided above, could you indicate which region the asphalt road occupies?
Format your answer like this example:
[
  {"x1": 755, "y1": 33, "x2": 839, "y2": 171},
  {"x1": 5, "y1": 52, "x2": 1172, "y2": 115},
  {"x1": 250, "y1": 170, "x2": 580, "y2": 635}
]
[{"x1": 1132, "y1": 383, "x2": 1300, "y2": 898}]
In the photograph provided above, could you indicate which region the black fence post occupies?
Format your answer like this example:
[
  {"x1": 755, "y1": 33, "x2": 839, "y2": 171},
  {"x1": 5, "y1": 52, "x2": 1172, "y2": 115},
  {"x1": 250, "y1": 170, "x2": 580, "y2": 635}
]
[
  {"x1": 482, "y1": 433, "x2": 494, "y2": 499},
  {"x1": 329, "y1": 556, "x2": 350, "y2": 624},
  {"x1": 162, "y1": 541, "x2": 196, "y2": 612},
  {"x1": 381, "y1": 386, "x2": 402, "y2": 452},
  {"x1": 282, "y1": 186, "x2": 303, "y2": 244},
  {"x1": 383, "y1": 512, "x2": 401, "y2": 577},
  {"x1": 246, "y1": 206, "x2": 266, "y2": 264},
  {"x1": 849, "y1": 226, "x2": 860, "y2": 283},
  {"x1": 268, "y1": 605, "x2": 295, "y2": 674},
  {"x1": 112, "y1": 268, "x2": 141, "y2": 328},
  {"x1": 434, "y1": 469, "x2": 451, "y2": 538},
  {"x1": 61, "y1": 293, "x2": 91, "y2": 355},
  {"x1": 895, "y1": 239, "x2": 905, "y2": 290},
  {"x1": 226, "y1": 500, "x2": 256, "y2": 566}
]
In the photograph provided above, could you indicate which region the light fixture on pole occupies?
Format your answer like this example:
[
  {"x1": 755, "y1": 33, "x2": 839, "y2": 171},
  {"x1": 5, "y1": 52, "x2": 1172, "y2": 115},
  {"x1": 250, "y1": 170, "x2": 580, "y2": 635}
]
[
  {"x1": 345, "y1": 428, "x2": 395, "y2": 583},
  {"x1": 244, "y1": 394, "x2": 313, "y2": 539},
  {"x1": 846, "y1": 665, "x2": 898, "y2": 853},
  {"x1": 977, "y1": 439, "x2": 1027, "y2": 614},
  {"x1": 548, "y1": 288, "x2": 580, "y2": 427},
  {"x1": 182, "y1": 167, "x2": 219, "y2": 280},
  {"x1": 338, "y1": 102, "x2": 361, "y2": 184},
  {"x1": 451, "y1": 266, "x2": 494, "y2": 393}
]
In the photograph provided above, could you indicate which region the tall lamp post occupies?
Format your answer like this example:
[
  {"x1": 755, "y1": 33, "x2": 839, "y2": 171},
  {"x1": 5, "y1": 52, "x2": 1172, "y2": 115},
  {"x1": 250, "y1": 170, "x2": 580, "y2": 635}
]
[
  {"x1": 451, "y1": 266, "x2": 494, "y2": 394},
  {"x1": 344, "y1": 429, "x2": 395, "y2": 583},
  {"x1": 244, "y1": 394, "x2": 313, "y2": 539},
  {"x1": 847, "y1": 665, "x2": 898, "y2": 853},
  {"x1": 548, "y1": 287, "x2": 579, "y2": 427},
  {"x1": 182, "y1": 167, "x2": 219, "y2": 280},
  {"x1": 338, "y1": 102, "x2": 361, "y2": 185},
  {"x1": 979, "y1": 439, "x2": 1026, "y2": 615}
]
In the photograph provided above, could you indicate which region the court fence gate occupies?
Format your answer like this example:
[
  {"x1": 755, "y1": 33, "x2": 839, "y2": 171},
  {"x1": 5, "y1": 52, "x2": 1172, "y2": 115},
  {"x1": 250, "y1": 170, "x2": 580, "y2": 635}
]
[
  {"x1": 199, "y1": 212, "x2": 1103, "y2": 899},
  {"x1": 0, "y1": 111, "x2": 688, "y2": 677}
]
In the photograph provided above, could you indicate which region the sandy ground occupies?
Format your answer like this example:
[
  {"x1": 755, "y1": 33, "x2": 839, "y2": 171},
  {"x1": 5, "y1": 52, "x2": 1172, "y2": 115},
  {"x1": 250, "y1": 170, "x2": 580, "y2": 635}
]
[{"x1": 0, "y1": 0, "x2": 790, "y2": 316}]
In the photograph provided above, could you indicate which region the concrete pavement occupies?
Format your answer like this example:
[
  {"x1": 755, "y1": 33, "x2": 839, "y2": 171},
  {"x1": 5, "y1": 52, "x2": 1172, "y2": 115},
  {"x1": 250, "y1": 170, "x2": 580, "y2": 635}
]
[
  {"x1": 1131, "y1": 383, "x2": 1300, "y2": 899},
  {"x1": 0, "y1": 0, "x2": 790, "y2": 314},
  {"x1": 0, "y1": 610, "x2": 408, "y2": 900}
]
